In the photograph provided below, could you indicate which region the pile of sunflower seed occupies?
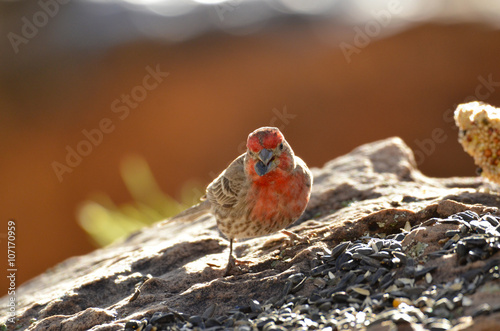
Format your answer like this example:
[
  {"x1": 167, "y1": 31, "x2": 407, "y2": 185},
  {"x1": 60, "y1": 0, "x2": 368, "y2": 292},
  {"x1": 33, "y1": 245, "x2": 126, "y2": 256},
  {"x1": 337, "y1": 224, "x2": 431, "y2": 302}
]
[{"x1": 124, "y1": 211, "x2": 499, "y2": 331}]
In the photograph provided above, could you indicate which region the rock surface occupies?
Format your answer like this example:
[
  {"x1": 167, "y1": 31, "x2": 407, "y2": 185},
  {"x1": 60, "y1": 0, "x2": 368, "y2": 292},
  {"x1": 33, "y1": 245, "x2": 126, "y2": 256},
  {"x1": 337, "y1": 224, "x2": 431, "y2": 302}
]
[{"x1": 1, "y1": 137, "x2": 499, "y2": 330}]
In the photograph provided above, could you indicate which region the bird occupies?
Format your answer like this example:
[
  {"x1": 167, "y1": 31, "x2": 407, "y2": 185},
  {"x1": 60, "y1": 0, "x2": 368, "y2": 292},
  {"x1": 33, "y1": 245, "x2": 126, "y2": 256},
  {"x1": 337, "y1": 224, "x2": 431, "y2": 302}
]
[{"x1": 169, "y1": 127, "x2": 312, "y2": 274}]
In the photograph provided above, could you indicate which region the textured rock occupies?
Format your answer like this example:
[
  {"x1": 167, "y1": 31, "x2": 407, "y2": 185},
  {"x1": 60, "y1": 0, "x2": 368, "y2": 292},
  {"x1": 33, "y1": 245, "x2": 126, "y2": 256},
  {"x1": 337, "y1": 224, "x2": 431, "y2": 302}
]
[
  {"x1": 455, "y1": 101, "x2": 500, "y2": 184},
  {"x1": 1, "y1": 137, "x2": 499, "y2": 330}
]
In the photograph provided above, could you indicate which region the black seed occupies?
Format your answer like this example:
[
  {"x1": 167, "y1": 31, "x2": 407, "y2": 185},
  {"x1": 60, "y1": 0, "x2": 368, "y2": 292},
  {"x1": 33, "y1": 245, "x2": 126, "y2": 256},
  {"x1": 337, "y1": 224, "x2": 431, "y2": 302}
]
[
  {"x1": 353, "y1": 253, "x2": 382, "y2": 268},
  {"x1": 288, "y1": 273, "x2": 305, "y2": 285},
  {"x1": 455, "y1": 211, "x2": 479, "y2": 221},
  {"x1": 355, "y1": 247, "x2": 375, "y2": 255},
  {"x1": 205, "y1": 318, "x2": 221, "y2": 328},
  {"x1": 373, "y1": 240, "x2": 384, "y2": 252},
  {"x1": 308, "y1": 293, "x2": 322, "y2": 303},
  {"x1": 151, "y1": 312, "x2": 176, "y2": 324},
  {"x1": 482, "y1": 214, "x2": 500, "y2": 227},
  {"x1": 340, "y1": 259, "x2": 358, "y2": 271},
  {"x1": 353, "y1": 273, "x2": 365, "y2": 284},
  {"x1": 291, "y1": 276, "x2": 308, "y2": 293},
  {"x1": 463, "y1": 236, "x2": 487, "y2": 247},
  {"x1": 331, "y1": 291, "x2": 349, "y2": 303},
  {"x1": 319, "y1": 301, "x2": 332, "y2": 311},
  {"x1": 347, "y1": 244, "x2": 362, "y2": 254},
  {"x1": 370, "y1": 251, "x2": 391, "y2": 260},
  {"x1": 445, "y1": 230, "x2": 461, "y2": 237},
  {"x1": 456, "y1": 242, "x2": 468, "y2": 257},
  {"x1": 414, "y1": 266, "x2": 437, "y2": 279},
  {"x1": 311, "y1": 265, "x2": 328, "y2": 277},
  {"x1": 422, "y1": 218, "x2": 441, "y2": 226},
  {"x1": 337, "y1": 271, "x2": 357, "y2": 289},
  {"x1": 380, "y1": 278, "x2": 395, "y2": 290},
  {"x1": 188, "y1": 315, "x2": 204, "y2": 326},
  {"x1": 390, "y1": 242, "x2": 402, "y2": 250},
  {"x1": 249, "y1": 299, "x2": 262, "y2": 313},
  {"x1": 379, "y1": 272, "x2": 394, "y2": 287},
  {"x1": 361, "y1": 265, "x2": 378, "y2": 273},
  {"x1": 370, "y1": 268, "x2": 389, "y2": 286},
  {"x1": 470, "y1": 221, "x2": 487, "y2": 234},
  {"x1": 394, "y1": 233, "x2": 407, "y2": 242},
  {"x1": 331, "y1": 241, "x2": 350, "y2": 259},
  {"x1": 403, "y1": 286, "x2": 425, "y2": 298},
  {"x1": 336, "y1": 251, "x2": 352, "y2": 270}
]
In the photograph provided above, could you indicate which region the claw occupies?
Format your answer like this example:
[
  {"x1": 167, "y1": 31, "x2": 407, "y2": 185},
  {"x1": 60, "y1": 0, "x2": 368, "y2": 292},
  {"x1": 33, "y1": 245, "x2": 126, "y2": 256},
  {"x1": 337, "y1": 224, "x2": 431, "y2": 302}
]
[{"x1": 281, "y1": 230, "x2": 310, "y2": 244}]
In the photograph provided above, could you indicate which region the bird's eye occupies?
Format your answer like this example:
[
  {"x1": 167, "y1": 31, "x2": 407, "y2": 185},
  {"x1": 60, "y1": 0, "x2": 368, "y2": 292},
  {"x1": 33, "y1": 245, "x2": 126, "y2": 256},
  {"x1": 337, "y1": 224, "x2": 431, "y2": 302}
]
[{"x1": 279, "y1": 143, "x2": 284, "y2": 150}]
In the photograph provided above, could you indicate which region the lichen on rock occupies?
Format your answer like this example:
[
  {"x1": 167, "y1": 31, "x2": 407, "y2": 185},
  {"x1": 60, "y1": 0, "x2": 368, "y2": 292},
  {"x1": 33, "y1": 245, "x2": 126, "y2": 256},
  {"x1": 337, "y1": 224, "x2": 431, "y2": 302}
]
[{"x1": 455, "y1": 101, "x2": 500, "y2": 184}]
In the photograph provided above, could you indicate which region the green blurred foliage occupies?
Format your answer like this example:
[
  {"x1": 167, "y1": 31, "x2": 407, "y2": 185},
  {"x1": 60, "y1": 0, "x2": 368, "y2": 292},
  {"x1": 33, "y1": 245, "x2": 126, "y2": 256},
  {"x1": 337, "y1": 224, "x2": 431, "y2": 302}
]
[{"x1": 77, "y1": 155, "x2": 204, "y2": 247}]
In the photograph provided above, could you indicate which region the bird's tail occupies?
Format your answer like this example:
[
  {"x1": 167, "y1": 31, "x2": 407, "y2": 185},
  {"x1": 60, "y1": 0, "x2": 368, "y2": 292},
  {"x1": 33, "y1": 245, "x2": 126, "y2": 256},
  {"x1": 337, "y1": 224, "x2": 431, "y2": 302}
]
[{"x1": 162, "y1": 199, "x2": 211, "y2": 224}]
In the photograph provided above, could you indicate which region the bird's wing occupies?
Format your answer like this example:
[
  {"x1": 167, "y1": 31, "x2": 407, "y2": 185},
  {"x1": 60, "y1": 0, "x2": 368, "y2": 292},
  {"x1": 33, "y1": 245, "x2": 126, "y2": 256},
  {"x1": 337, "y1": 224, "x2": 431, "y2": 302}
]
[{"x1": 206, "y1": 154, "x2": 246, "y2": 209}]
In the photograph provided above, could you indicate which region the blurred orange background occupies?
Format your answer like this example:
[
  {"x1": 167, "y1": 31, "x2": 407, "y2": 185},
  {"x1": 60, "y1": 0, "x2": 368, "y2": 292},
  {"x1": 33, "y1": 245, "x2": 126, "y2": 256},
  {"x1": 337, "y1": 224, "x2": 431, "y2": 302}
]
[{"x1": 1, "y1": 0, "x2": 500, "y2": 295}]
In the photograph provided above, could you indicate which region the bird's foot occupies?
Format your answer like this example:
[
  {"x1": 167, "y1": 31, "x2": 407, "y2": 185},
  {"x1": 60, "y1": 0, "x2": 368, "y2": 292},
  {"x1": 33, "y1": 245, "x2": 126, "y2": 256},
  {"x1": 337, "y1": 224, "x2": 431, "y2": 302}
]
[
  {"x1": 278, "y1": 230, "x2": 312, "y2": 254},
  {"x1": 224, "y1": 257, "x2": 235, "y2": 276},
  {"x1": 281, "y1": 230, "x2": 310, "y2": 244},
  {"x1": 223, "y1": 255, "x2": 252, "y2": 276}
]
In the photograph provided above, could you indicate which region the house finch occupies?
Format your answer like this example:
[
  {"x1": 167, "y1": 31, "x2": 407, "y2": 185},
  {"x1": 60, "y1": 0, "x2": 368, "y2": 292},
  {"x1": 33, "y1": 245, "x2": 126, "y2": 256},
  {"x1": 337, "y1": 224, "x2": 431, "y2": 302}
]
[{"x1": 170, "y1": 127, "x2": 312, "y2": 274}]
